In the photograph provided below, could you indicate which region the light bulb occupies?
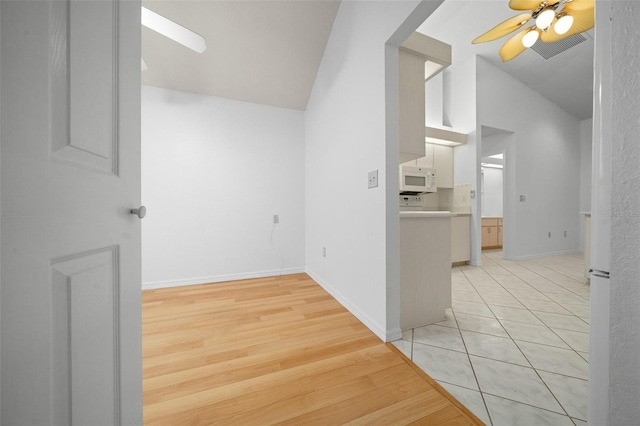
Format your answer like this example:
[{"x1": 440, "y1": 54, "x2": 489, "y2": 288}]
[
  {"x1": 522, "y1": 28, "x2": 540, "y2": 48},
  {"x1": 536, "y1": 8, "x2": 556, "y2": 30},
  {"x1": 554, "y1": 13, "x2": 574, "y2": 35}
]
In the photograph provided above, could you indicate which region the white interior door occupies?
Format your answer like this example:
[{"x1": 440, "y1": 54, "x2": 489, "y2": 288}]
[
  {"x1": 588, "y1": 1, "x2": 612, "y2": 425},
  {"x1": 1, "y1": 1, "x2": 142, "y2": 424}
]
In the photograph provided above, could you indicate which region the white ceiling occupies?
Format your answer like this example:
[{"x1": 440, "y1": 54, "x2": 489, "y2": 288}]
[
  {"x1": 141, "y1": 0, "x2": 340, "y2": 111},
  {"x1": 142, "y1": 0, "x2": 593, "y2": 119},
  {"x1": 417, "y1": 0, "x2": 594, "y2": 120}
]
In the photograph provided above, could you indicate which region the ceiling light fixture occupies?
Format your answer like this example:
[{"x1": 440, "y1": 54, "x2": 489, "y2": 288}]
[
  {"x1": 554, "y1": 12, "x2": 574, "y2": 34},
  {"x1": 522, "y1": 28, "x2": 540, "y2": 48},
  {"x1": 141, "y1": 6, "x2": 207, "y2": 53},
  {"x1": 535, "y1": 7, "x2": 556, "y2": 30},
  {"x1": 472, "y1": 0, "x2": 593, "y2": 62}
]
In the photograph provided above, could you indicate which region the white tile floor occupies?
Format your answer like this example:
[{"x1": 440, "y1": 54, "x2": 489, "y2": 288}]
[{"x1": 393, "y1": 250, "x2": 589, "y2": 426}]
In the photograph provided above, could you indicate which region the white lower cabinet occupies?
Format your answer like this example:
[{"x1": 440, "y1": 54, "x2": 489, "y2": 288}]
[
  {"x1": 451, "y1": 215, "x2": 470, "y2": 263},
  {"x1": 400, "y1": 215, "x2": 452, "y2": 330}
]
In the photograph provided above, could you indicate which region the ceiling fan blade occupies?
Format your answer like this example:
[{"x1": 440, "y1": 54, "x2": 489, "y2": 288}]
[
  {"x1": 562, "y1": 0, "x2": 594, "y2": 12},
  {"x1": 473, "y1": 13, "x2": 532, "y2": 44},
  {"x1": 141, "y1": 6, "x2": 207, "y2": 53},
  {"x1": 540, "y1": 7, "x2": 594, "y2": 43},
  {"x1": 499, "y1": 27, "x2": 530, "y2": 61},
  {"x1": 509, "y1": 0, "x2": 544, "y2": 11}
]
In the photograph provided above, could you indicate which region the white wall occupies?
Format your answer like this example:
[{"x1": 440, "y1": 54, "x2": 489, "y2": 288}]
[
  {"x1": 443, "y1": 57, "x2": 479, "y2": 263},
  {"x1": 482, "y1": 168, "x2": 503, "y2": 218},
  {"x1": 304, "y1": 0, "x2": 443, "y2": 341},
  {"x1": 476, "y1": 57, "x2": 582, "y2": 259},
  {"x1": 609, "y1": 1, "x2": 640, "y2": 423},
  {"x1": 141, "y1": 86, "x2": 305, "y2": 288}
]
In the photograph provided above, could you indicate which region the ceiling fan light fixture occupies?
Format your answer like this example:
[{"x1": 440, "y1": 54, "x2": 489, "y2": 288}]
[
  {"x1": 522, "y1": 28, "x2": 540, "y2": 48},
  {"x1": 535, "y1": 8, "x2": 556, "y2": 30},
  {"x1": 141, "y1": 6, "x2": 207, "y2": 54},
  {"x1": 554, "y1": 12, "x2": 574, "y2": 35}
]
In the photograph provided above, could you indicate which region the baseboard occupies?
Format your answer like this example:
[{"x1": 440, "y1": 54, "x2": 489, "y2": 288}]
[
  {"x1": 385, "y1": 327, "x2": 403, "y2": 342},
  {"x1": 142, "y1": 267, "x2": 306, "y2": 290},
  {"x1": 508, "y1": 248, "x2": 582, "y2": 261},
  {"x1": 306, "y1": 269, "x2": 389, "y2": 342}
]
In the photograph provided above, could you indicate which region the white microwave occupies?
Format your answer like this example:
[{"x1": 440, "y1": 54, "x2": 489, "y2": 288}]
[{"x1": 399, "y1": 165, "x2": 437, "y2": 194}]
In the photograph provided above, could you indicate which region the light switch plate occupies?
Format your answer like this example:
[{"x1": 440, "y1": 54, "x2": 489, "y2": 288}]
[{"x1": 368, "y1": 170, "x2": 378, "y2": 189}]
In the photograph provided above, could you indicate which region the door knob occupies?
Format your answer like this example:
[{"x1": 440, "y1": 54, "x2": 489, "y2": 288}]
[{"x1": 130, "y1": 206, "x2": 146, "y2": 219}]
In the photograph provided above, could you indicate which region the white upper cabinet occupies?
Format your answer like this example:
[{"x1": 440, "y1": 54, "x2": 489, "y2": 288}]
[
  {"x1": 416, "y1": 143, "x2": 434, "y2": 169},
  {"x1": 433, "y1": 144, "x2": 453, "y2": 188},
  {"x1": 415, "y1": 143, "x2": 453, "y2": 188},
  {"x1": 399, "y1": 49, "x2": 426, "y2": 163},
  {"x1": 398, "y1": 33, "x2": 451, "y2": 164}
]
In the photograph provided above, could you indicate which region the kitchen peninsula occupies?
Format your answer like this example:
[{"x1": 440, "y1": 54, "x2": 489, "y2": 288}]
[{"x1": 399, "y1": 211, "x2": 453, "y2": 330}]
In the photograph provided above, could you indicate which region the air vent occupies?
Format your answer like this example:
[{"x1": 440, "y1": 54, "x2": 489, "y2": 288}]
[{"x1": 531, "y1": 33, "x2": 587, "y2": 60}]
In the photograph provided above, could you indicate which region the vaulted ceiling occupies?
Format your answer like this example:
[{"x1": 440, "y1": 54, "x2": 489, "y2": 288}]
[
  {"x1": 419, "y1": 0, "x2": 593, "y2": 120},
  {"x1": 141, "y1": 0, "x2": 340, "y2": 111},
  {"x1": 142, "y1": 0, "x2": 593, "y2": 119}
]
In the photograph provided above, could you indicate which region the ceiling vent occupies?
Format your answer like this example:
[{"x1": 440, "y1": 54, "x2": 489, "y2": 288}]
[{"x1": 531, "y1": 33, "x2": 587, "y2": 60}]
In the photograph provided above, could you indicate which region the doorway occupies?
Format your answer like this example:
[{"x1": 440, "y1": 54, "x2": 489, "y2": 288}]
[{"x1": 480, "y1": 126, "x2": 514, "y2": 259}]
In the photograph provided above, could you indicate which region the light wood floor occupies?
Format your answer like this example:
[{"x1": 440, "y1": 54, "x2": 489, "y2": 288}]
[{"x1": 142, "y1": 273, "x2": 484, "y2": 425}]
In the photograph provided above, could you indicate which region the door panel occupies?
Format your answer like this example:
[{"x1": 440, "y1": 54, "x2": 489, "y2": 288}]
[
  {"x1": 1, "y1": 1, "x2": 141, "y2": 424},
  {"x1": 51, "y1": 0, "x2": 118, "y2": 174},
  {"x1": 51, "y1": 247, "x2": 120, "y2": 425}
]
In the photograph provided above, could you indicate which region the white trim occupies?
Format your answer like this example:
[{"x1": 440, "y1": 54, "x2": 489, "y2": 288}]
[
  {"x1": 306, "y1": 268, "x2": 388, "y2": 342},
  {"x1": 142, "y1": 267, "x2": 305, "y2": 290},
  {"x1": 507, "y1": 249, "x2": 582, "y2": 261},
  {"x1": 385, "y1": 327, "x2": 402, "y2": 342}
]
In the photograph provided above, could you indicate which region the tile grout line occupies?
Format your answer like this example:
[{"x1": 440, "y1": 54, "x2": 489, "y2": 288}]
[
  {"x1": 408, "y1": 252, "x2": 590, "y2": 424},
  {"x1": 449, "y1": 273, "x2": 494, "y2": 426},
  {"x1": 474, "y1": 251, "x2": 584, "y2": 420},
  {"x1": 481, "y1": 251, "x2": 588, "y2": 419}
]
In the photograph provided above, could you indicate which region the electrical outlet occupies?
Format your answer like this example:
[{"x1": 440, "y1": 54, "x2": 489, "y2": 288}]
[
  {"x1": 322, "y1": 247, "x2": 326, "y2": 257},
  {"x1": 548, "y1": 231, "x2": 551, "y2": 238},
  {"x1": 564, "y1": 230, "x2": 567, "y2": 238},
  {"x1": 368, "y1": 170, "x2": 378, "y2": 189},
  {"x1": 273, "y1": 215, "x2": 279, "y2": 224},
  {"x1": 520, "y1": 195, "x2": 526, "y2": 202}
]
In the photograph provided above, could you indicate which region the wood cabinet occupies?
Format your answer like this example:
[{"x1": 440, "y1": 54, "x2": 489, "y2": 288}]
[{"x1": 481, "y1": 217, "x2": 503, "y2": 249}]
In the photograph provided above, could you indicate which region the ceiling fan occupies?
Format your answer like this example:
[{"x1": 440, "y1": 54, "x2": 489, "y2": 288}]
[
  {"x1": 141, "y1": 6, "x2": 207, "y2": 71},
  {"x1": 472, "y1": 0, "x2": 594, "y2": 62}
]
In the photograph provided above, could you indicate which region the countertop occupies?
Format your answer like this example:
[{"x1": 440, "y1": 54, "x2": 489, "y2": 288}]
[{"x1": 400, "y1": 211, "x2": 469, "y2": 218}]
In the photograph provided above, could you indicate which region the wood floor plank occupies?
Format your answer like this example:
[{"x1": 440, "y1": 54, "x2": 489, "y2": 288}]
[
  {"x1": 142, "y1": 273, "x2": 484, "y2": 425},
  {"x1": 144, "y1": 345, "x2": 397, "y2": 420}
]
